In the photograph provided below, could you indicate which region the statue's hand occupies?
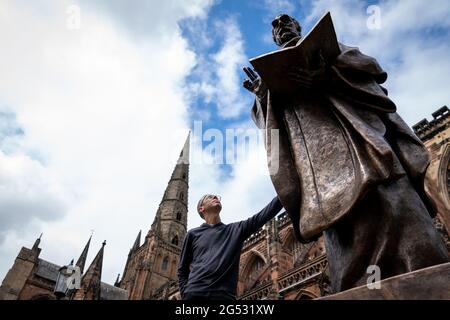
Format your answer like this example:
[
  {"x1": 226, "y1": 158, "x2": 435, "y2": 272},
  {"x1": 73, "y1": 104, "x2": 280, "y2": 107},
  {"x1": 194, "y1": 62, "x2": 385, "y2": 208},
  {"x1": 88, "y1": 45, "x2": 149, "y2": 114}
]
[
  {"x1": 288, "y1": 50, "x2": 330, "y2": 90},
  {"x1": 243, "y1": 67, "x2": 267, "y2": 99}
]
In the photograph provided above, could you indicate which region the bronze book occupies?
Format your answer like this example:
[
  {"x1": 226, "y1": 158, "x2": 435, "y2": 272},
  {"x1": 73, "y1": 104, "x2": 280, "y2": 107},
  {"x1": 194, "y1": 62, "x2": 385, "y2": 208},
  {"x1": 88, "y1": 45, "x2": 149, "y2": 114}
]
[{"x1": 249, "y1": 12, "x2": 340, "y2": 96}]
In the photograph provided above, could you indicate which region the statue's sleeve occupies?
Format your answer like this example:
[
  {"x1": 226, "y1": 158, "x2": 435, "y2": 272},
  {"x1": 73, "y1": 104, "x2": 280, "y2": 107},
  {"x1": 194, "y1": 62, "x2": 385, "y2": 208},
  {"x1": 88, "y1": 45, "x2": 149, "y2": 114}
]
[
  {"x1": 333, "y1": 44, "x2": 388, "y2": 83},
  {"x1": 250, "y1": 92, "x2": 268, "y2": 129},
  {"x1": 328, "y1": 44, "x2": 397, "y2": 113}
]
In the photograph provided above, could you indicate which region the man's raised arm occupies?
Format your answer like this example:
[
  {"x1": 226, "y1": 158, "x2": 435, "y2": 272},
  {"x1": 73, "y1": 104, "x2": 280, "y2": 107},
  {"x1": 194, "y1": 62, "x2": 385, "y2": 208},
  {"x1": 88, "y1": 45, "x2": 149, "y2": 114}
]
[{"x1": 238, "y1": 196, "x2": 283, "y2": 240}]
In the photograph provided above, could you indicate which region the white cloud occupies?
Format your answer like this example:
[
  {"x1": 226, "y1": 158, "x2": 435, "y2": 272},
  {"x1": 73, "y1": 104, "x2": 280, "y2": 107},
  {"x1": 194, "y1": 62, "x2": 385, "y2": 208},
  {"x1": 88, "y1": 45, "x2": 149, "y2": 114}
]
[
  {"x1": 0, "y1": 0, "x2": 213, "y2": 284},
  {"x1": 188, "y1": 16, "x2": 250, "y2": 119},
  {"x1": 213, "y1": 18, "x2": 250, "y2": 118},
  {"x1": 263, "y1": 0, "x2": 296, "y2": 16},
  {"x1": 0, "y1": 150, "x2": 67, "y2": 243}
]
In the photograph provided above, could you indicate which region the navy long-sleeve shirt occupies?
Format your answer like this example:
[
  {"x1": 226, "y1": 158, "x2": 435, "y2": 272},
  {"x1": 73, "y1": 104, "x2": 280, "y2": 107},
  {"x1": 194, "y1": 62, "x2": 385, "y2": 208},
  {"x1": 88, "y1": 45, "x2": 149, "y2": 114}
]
[{"x1": 177, "y1": 196, "x2": 283, "y2": 299}]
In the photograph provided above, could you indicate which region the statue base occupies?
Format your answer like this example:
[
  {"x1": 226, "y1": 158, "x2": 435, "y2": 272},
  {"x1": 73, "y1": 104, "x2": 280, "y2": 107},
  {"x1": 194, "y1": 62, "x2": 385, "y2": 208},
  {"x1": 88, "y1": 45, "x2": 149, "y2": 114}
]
[{"x1": 318, "y1": 262, "x2": 450, "y2": 300}]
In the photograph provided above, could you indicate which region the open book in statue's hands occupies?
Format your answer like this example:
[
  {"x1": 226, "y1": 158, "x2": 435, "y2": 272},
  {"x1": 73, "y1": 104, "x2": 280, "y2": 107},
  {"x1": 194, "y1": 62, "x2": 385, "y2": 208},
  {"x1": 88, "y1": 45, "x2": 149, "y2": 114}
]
[{"x1": 249, "y1": 12, "x2": 340, "y2": 96}]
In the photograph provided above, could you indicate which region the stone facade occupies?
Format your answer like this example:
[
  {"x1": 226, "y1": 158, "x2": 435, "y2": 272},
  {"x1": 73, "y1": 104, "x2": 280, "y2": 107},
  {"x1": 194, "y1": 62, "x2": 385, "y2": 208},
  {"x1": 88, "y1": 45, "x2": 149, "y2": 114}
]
[{"x1": 0, "y1": 235, "x2": 128, "y2": 300}]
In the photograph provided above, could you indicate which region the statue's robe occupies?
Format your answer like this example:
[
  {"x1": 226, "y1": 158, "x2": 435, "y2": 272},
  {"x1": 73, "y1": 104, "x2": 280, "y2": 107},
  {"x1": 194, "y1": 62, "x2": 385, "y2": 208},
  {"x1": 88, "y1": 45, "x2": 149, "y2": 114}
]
[{"x1": 251, "y1": 42, "x2": 450, "y2": 292}]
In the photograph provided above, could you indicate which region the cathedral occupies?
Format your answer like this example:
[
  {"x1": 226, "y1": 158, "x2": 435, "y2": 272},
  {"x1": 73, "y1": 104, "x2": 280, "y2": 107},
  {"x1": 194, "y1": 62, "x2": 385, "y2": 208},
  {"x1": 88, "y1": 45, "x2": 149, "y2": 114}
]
[{"x1": 1, "y1": 107, "x2": 450, "y2": 300}]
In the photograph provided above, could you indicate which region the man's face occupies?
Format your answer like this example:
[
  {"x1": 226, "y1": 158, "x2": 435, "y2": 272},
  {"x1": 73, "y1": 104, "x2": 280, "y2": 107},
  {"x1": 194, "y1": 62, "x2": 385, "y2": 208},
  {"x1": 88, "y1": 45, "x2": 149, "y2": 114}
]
[
  {"x1": 200, "y1": 195, "x2": 222, "y2": 216},
  {"x1": 271, "y1": 14, "x2": 301, "y2": 47}
]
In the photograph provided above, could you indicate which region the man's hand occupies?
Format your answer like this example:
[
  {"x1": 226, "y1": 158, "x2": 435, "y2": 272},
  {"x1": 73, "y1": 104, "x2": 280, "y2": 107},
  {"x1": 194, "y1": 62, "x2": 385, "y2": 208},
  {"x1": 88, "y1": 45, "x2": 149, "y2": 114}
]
[
  {"x1": 242, "y1": 67, "x2": 267, "y2": 99},
  {"x1": 288, "y1": 51, "x2": 330, "y2": 90}
]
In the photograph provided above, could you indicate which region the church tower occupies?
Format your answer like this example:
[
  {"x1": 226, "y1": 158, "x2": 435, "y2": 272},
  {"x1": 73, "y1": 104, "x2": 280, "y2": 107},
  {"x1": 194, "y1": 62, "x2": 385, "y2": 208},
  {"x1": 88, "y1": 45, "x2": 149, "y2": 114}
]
[{"x1": 119, "y1": 134, "x2": 190, "y2": 299}]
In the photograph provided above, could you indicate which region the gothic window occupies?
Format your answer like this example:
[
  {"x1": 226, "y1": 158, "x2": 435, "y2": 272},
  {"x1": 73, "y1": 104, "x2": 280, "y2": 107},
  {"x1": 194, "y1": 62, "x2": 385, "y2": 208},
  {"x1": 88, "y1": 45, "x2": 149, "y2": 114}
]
[
  {"x1": 180, "y1": 192, "x2": 184, "y2": 201},
  {"x1": 171, "y1": 258, "x2": 177, "y2": 277},
  {"x1": 245, "y1": 255, "x2": 265, "y2": 290},
  {"x1": 176, "y1": 211, "x2": 182, "y2": 221},
  {"x1": 248, "y1": 258, "x2": 263, "y2": 274},
  {"x1": 161, "y1": 257, "x2": 169, "y2": 271},
  {"x1": 286, "y1": 233, "x2": 302, "y2": 263},
  {"x1": 172, "y1": 235, "x2": 179, "y2": 246},
  {"x1": 182, "y1": 173, "x2": 186, "y2": 180}
]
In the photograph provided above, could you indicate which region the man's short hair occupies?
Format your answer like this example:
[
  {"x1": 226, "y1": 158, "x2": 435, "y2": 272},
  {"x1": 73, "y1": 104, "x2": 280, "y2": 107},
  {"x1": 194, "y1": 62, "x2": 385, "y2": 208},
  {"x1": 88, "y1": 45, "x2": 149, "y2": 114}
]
[{"x1": 197, "y1": 195, "x2": 209, "y2": 219}]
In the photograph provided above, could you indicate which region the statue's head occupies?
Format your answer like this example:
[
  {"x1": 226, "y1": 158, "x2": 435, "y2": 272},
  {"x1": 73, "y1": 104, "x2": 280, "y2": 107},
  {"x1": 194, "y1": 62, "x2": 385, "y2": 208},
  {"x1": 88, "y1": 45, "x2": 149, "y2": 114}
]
[{"x1": 271, "y1": 14, "x2": 302, "y2": 47}]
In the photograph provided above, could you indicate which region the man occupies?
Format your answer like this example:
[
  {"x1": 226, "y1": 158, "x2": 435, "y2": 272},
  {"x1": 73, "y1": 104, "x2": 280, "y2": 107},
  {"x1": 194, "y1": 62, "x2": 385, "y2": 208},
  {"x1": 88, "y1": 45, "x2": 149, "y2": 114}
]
[
  {"x1": 243, "y1": 14, "x2": 449, "y2": 292},
  {"x1": 177, "y1": 194, "x2": 283, "y2": 300}
]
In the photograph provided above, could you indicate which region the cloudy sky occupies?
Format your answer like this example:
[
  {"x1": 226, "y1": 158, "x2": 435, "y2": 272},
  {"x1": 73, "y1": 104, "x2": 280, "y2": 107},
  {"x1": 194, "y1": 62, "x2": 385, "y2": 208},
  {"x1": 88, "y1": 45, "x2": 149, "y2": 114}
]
[{"x1": 0, "y1": 0, "x2": 449, "y2": 285}]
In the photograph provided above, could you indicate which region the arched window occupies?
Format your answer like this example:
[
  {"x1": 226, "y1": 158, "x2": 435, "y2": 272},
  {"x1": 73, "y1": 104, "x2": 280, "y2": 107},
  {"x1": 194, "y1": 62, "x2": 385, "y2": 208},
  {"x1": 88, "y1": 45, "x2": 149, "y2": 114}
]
[
  {"x1": 244, "y1": 255, "x2": 265, "y2": 290},
  {"x1": 182, "y1": 173, "x2": 186, "y2": 180},
  {"x1": 285, "y1": 232, "x2": 302, "y2": 263},
  {"x1": 176, "y1": 212, "x2": 182, "y2": 221},
  {"x1": 172, "y1": 235, "x2": 179, "y2": 246},
  {"x1": 161, "y1": 257, "x2": 169, "y2": 271},
  {"x1": 248, "y1": 257, "x2": 264, "y2": 275},
  {"x1": 180, "y1": 192, "x2": 184, "y2": 201}
]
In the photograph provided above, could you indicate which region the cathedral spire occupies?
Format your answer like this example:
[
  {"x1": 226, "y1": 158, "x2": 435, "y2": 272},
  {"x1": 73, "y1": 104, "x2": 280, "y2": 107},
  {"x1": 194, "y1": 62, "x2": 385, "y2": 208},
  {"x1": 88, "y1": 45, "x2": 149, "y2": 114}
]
[
  {"x1": 32, "y1": 233, "x2": 43, "y2": 251},
  {"x1": 148, "y1": 132, "x2": 190, "y2": 243},
  {"x1": 177, "y1": 131, "x2": 190, "y2": 165},
  {"x1": 119, "y1": 230, "x2": 143, "y2": 287},
  {"x1": 73, "y1": 241, "x2": 105, "y2": 300},
  {"x1": 76, "y1": 235, "x2": 92, "y2": 274},
  {"x1": 84, "y1": 240, "x2": 105, "y2": 281},
  {"x1": 131, "y1": 230, "x2": 141, "y2": 252}
]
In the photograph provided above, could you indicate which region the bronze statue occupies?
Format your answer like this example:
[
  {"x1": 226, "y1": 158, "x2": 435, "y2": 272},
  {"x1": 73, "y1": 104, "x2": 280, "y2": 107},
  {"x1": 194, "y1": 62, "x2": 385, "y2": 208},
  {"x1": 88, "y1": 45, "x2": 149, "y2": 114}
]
[{"x1": 243, "y1": 13, "x2": 450, "y2": 293}]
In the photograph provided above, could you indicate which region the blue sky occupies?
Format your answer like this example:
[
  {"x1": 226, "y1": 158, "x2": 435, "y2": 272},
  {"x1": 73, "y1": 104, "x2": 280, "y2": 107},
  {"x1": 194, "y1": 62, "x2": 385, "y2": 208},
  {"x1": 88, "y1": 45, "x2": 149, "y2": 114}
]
[{"x1": 0, "y1": 0, "x2": 449, "y2": 285}]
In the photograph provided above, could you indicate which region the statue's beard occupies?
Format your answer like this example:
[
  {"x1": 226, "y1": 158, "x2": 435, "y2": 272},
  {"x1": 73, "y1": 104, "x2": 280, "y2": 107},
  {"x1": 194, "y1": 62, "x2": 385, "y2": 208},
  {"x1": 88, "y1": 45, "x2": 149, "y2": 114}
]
[
  {"x1": 275, "y1": 28, "x2": 300, "y2": 46},
  {"x1": 281, "y1": 32, "x2": 296, "y2": 41}
]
